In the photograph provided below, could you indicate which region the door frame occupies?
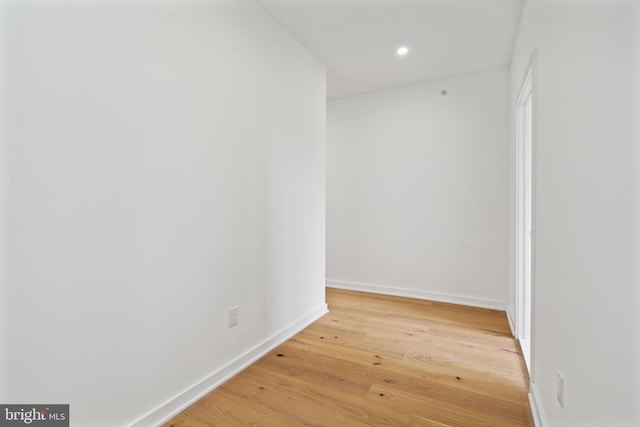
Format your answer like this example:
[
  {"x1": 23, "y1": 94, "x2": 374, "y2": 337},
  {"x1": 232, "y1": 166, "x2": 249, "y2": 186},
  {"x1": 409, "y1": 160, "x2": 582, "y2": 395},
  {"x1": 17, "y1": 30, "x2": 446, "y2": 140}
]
[{"x1": 515, "y1": 51, "x2": 537, "y2": 375}]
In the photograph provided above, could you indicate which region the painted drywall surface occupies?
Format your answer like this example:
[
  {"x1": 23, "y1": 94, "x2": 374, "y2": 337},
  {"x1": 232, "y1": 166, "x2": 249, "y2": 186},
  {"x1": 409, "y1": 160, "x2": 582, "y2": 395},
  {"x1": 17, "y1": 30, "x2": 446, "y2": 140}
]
[
  {"x1": 0, "y1": 0, "x2": 325, "y2": 425},
  {"x1": 510, "y1": 0, "x2": 640, "y2": 425},
  {"x1": 327, "y1": 68, "x2": 510, "y2": 306}
]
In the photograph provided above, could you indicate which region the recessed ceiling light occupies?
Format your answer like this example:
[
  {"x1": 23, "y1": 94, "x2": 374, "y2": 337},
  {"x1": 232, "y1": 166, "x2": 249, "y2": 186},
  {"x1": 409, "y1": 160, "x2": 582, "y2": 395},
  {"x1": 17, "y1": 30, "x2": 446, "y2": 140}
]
[{"x1": 397, "y1": 46, "x2": 409, "y2": 56}]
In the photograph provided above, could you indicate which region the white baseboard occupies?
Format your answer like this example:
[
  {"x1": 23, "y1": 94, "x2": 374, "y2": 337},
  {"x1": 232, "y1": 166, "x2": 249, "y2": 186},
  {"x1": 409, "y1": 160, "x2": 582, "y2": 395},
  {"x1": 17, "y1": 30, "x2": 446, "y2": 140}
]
[
  {"x1": 529, "y1": 382, "x2": 549, "y2": 427},
  {"x1": 129, "y1": 303, "x2": 328, "y2": 427},
  {"x1": 326, "y1": 279, "x2": 506, "y2": 311},
  {"x1": 506, "y1": 308, "x2": 516, "y2": 337}
]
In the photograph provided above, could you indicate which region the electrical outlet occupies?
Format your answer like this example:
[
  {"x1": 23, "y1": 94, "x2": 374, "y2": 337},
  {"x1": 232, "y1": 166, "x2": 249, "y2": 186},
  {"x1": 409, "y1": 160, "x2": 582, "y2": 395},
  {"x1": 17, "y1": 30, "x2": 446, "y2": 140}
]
[
  {"x1": 556, "y1": 370, "x2": 564, "y2": 409},
  {"x1": 229, "y1": 306, "x2": 238, "y2": 327}
]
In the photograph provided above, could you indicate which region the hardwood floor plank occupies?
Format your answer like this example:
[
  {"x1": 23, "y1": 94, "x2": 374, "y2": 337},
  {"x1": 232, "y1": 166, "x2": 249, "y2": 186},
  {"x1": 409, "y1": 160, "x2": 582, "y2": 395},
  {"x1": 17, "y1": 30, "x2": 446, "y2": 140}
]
[
  {"x1": 279, "y1": 335, "x2": 529, "y2": 420},
  {"x1": 241, "y1": 364, "x2": 411, "y2": 426},
  {"x1": 326, "y1": 289, "x2": 511, "y2": 335},
  {"x1": 286, "y1": 334, "x2": 529, "y2": 405},
  {"x1": 212, "y1": 388, "x2": 302, "y2": 425},
  {"x1": 221, "y1": 371, "x2": 371, "y2": 427},
  {"x1": 365, "y1": 382, "x2": 530, "y2": 427},
  {"x1": 164, "y1": 288, "x2": 533, "y2": 426},
  {"x1": 408, "y1": 414, "x2": 453, "y2": 427},
  {"x1": 252, "y1": 348, "x2": 374, "y2": 397},
  {"x1": 165, "y1": 413, "x2": 211, "y2": 427}
]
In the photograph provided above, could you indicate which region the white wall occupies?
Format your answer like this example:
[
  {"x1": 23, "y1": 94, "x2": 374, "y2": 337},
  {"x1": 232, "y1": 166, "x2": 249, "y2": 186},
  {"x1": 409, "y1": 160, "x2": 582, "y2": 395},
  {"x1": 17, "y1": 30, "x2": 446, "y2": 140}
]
[
  {"x1": 327, "y1": 68, "x2": 511, "y2": 309},
  {"x1": 509, "y1": 0, "x2": 640, "y2": 425},
  {"x1": 0, "y1": 1, "x2": 326, "y2": 425}
]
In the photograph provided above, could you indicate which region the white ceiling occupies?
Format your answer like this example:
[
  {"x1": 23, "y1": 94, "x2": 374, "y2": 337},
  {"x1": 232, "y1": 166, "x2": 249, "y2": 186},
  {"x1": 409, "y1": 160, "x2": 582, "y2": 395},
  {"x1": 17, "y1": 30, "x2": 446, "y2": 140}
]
[{"x1": 256, "y1": 0, "x2": 524, "y2": 100}]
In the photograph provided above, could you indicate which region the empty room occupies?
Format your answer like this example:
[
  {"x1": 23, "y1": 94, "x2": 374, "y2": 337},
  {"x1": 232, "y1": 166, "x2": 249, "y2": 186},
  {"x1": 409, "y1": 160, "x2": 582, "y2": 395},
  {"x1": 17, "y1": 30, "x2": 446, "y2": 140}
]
[{"x1": 1, "y1": 0, "x2": 639, "y2": 426}]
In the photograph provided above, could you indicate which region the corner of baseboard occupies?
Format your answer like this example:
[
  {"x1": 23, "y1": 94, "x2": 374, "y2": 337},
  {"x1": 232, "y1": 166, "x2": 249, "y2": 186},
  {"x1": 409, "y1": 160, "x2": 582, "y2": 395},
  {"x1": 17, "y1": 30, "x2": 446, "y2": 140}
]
[
  {"x1": 529, "y1": 382, "x2": 549, "y2": 427},
  {"x1": 128, "y1": 303, "x2": 328, "y2": 427}
]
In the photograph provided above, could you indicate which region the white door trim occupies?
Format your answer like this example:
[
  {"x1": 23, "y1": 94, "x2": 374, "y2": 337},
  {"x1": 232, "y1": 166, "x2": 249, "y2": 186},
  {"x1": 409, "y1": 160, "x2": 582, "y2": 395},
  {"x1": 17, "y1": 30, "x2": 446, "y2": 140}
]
[{"x1": 515, "y1": 50, "x2": 537, "y2": 375}]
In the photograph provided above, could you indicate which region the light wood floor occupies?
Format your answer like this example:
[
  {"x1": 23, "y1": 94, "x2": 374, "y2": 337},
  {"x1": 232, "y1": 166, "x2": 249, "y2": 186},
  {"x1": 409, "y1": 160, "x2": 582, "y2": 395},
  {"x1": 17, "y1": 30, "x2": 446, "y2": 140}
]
[{"x1": 165, "y1": 288, "x2": 533, "y2": 426}]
